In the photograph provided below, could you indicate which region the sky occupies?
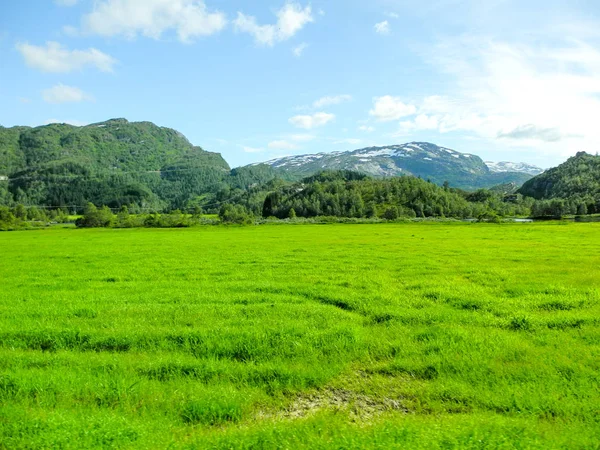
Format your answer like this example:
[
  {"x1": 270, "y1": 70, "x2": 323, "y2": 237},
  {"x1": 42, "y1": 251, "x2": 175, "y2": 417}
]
[{"x1": 1, "y1": 0, "x2": 600, "y2": 169}]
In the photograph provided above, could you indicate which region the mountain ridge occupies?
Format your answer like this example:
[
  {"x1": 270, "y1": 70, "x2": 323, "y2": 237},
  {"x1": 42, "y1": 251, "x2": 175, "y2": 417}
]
[{"x1": 248, "y1": 142, "x2": 542, "y2": 190}]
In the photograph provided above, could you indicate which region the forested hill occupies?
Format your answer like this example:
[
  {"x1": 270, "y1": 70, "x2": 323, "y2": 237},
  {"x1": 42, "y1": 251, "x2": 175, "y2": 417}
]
[
  {"x1": 257, "y1": 170, "x2": 532, "y2": 220},
  {"x1": 0, "y1": 119, "x2": 229, "y2": 175},
  {"x1": 0, "y1": 119, "x2": 283, "y2": 211},
  {"x1": 519, "y1": 152, "x2": 600, "y2": 200}
]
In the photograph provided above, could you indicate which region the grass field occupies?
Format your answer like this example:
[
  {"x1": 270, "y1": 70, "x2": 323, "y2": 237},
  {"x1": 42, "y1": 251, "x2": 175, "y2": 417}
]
[{"x1": 1, "y1": 223, "x2": 599, "y2": 449}]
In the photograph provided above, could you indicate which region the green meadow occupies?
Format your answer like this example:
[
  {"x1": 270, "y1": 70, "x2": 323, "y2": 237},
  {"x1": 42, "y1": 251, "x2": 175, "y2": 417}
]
[{"x1": 0, "y1": 223, "x2": 599, "y2": 449}]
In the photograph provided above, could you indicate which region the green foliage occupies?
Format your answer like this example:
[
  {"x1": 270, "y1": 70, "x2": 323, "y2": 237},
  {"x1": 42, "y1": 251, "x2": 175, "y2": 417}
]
[
  {"x1": 0, "y1": 223, "x2": 599, "y2": 447},
  {"x1": 219, "y1": 204, "x2": 253, "y2": 224},
  {"x1": 0, "y1": 206, "x2": 20, "y2": 230},
  {"x1": 259, "y1": 171, "x2": 532, "y2": 219},
  {"x1": 520, "y1": 152, "x2": 600, "y2": 215},
  {"x1": 75, "y1": 204, "x2": 115, "y2": 228}
]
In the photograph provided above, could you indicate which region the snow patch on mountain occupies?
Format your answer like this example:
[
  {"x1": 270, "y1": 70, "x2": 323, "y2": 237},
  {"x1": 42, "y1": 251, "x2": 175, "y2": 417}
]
[{"x1": 485, "y1": 161, "x2": 543, "y2": 175}]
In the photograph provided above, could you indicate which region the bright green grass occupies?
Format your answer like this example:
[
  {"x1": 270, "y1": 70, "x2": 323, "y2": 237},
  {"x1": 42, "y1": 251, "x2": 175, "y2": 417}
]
[{"x1": 0, "y1": 223, "x2": 599, "y2": 449}]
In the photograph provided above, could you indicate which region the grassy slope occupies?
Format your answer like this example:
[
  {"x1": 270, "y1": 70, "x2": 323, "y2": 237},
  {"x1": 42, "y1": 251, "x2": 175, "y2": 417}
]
[{"x1": 0, "y1": 224, "x2": 599, "y2": 448}]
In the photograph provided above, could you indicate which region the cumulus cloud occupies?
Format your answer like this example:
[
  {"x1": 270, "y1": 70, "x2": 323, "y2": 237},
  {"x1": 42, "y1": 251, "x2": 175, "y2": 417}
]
[
  {"x1": 289, "y1": 112, "x2": 335, "y2": 129},
  {"x1": 16, "y1": 41, "x2": 116, "y2": 73},
  {"x1": 82, "y1": 0, "x2": 227, "y2": 43},
  {"x1": 358, "y1": 125, "x2": 375, "y2": 132},
  {"x1": 293, "y1": 42, "x2": 308, "y2": 57},
  {"x1": 313, "y1": 94, "x2": 352, "y2": 108},
  {"x1": 374, "y1": 21, "x2": 390, "y2": 35},
  {"x1": 268, "y1": 140, "x2": 298, "y2": 150},
  {"x1": 42, "y1": 84, "x2": 93, "y2": 104},
  {"x1": 369, "y1": 96, "x2": 416, "y2": 121},
  {"x1": 234, "y1": 2, "x2": 313, "y2": 46},
  {"x1": 398, "y1": 114, "x2": 439, "y2": 132}
]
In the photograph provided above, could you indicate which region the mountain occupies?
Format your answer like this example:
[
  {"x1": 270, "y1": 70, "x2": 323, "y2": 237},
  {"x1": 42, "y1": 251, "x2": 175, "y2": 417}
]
[
  {"x1": 0, "y1": 119, "x2": 234, "y2": 210},
  {"x1": 485, "y1": 161, "x2": 543, "y2": 175},
  {"x1": 252, "y1": 142, "x2": 535, "y2": 190},
  {"x1": 518, "y1": 152, "x2": 600, "y2": 200},
  {"x1": 1, "y1": 118, "x2": 229, "y2": 175}
]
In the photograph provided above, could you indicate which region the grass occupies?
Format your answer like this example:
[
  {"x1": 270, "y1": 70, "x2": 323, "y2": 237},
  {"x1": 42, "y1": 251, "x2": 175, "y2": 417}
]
[{"x1": 0, "y1": 222, "x2": 599, "y2": 449}]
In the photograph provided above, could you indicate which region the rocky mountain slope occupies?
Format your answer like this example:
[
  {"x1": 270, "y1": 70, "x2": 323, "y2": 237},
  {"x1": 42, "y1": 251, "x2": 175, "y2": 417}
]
[
  {"x1": 485, "y1": 161, "x2": 543, "y2": 175},
  {"x1": 253, "y1": 142, "x2": 539, "y2": 190}
]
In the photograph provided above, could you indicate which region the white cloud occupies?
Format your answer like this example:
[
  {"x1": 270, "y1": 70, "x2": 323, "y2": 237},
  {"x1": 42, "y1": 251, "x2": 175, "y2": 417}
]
[
  {"x1": 406, "y1": 33, "x2": 600, "y2": 159},
  {"x1": 374, "y1": 20, "x2": 390, "y2": 35},
  {"x1": 44, "y1": 119, "x2": 88, "y2": 126},
  {"x1": 293, "y1": 42, "x2": 308, "y2": 57},
  {"x1": 369, "y1": 96, "x2": 416, "y2": 121},
  {"x1": 313, "y1": 94, "x2": 352, "y2": 108},
  {"x1": 268, "y1": 140, "x2": 298, "y2": 150},
  {"x1": 386, "y1": 12, "x2": 399, "y2": 19},
  {"x1": 358, "y1": 125, "x2": 375, "y2": 132},
  {"x1": 234, "y1": 2, "x2": 313, "y2": 46},
  {"x1": 16, "y1": 41, "x2": 116, "y2": 73},
  {"x1": 289, "y1": 112, "x2": 335, "y2": 129},
  {"x1": 242, "y1": 145, "x2": 265, "y2": 153},
  {"x1": 398, "y1": 114, "x2": 439, "y2": 132},
  {"x1": 55, "y1": 0, "x2": 79, "y2": 6},
  {"x1": 82, "y1": 0, "x2": 227, "y2": 43},
  {"x1": 334, "y1": 138, "x2": 362, "y2": 145},
  {"x1": 42, "y1": 84, "x2": 93, "y2": 104}
]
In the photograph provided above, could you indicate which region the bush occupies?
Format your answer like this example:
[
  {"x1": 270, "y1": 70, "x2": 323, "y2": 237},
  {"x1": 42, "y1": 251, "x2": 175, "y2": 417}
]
[
  {"x1": 76, "y1": 203, "x2": 115, "y2": 228},
  {"x1": 219, "y1": 204, "x2": 254, "y2": 224}
]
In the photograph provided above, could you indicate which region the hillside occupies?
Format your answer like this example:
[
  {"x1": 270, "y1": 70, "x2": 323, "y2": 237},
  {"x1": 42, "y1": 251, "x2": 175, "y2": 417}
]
[
  {"x1": 252, "y1": 142, "x2": 538, "y2": 190},
  {"x1": 519, "y1": 152, "x2": 600, "y2": 200},
  {"x1": 0, "y1": 119, "x2": 241, "y2": 210},
  {"x1": 0, "y1": 119, "x2": 229, "y2": 174}
]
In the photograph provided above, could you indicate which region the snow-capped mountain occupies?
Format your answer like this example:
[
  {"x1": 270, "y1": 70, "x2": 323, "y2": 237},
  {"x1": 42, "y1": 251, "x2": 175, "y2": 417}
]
[
  {"x1": 252, "y1": 142, "x2": 536, "y2": 190},
  {"x1": 485, "y1": 161, "x2": 544, "y2": 175}
]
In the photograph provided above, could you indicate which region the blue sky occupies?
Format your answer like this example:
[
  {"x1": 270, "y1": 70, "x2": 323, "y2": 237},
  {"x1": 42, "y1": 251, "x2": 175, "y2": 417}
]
[{"x1": 1, "y1": 0, "x2": 600, "y2": 168}]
